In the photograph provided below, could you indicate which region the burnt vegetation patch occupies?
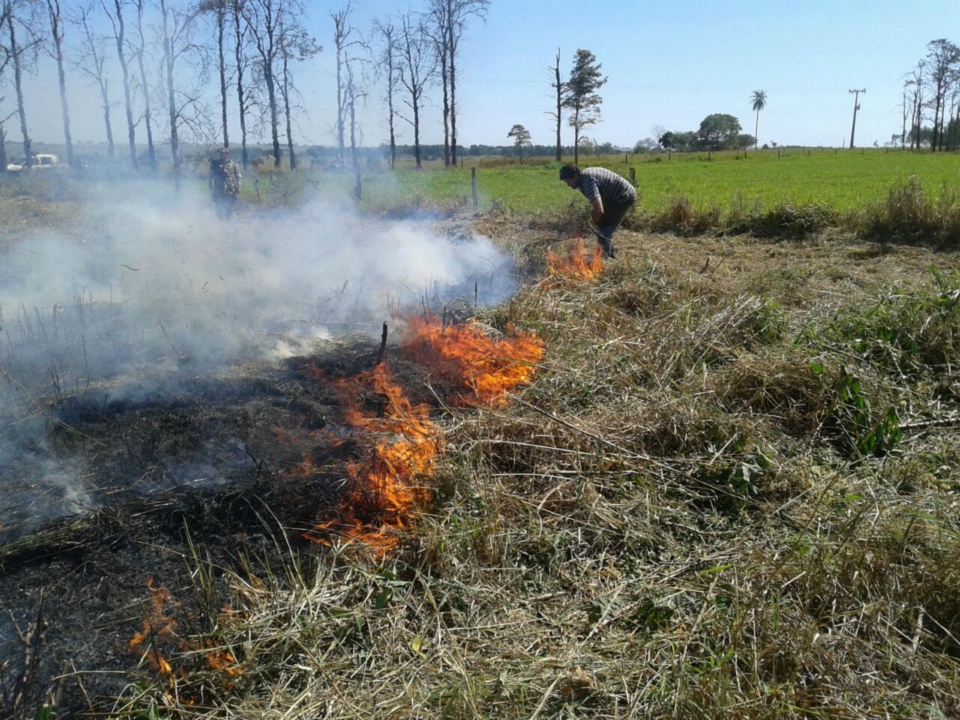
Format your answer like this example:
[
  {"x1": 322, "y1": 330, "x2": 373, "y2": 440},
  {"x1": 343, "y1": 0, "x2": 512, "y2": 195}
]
[{"x1": 0, "y1": 335, "x2": 414, "y2": 717}]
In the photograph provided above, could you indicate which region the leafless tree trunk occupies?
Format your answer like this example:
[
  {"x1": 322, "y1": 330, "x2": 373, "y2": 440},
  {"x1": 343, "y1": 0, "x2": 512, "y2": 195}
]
[
  {"x1": 104, "y1": 0, "x2": 138, "y2": 169},
  {"x1": 134, "y1": 0, "x2": 156, "y2": 170},
  {"x1": 244, "y1": 0, "x2": 283, "y2": 167},
  {"x1": 159, "y1": 0, "x2": 180, "y2": 187},
  {"x1": 332, "y1": 5, "x2": 347, "y2": 157},
  {"x1": 280, "y1": 24, "x2": 295, "y2": 169},
  {"x1": 373, "y1": 19, "x2": 398, "y2": 170},
  {"x1": 911, "y1": 62, "x2": 925, "y2": 151},
  {"x1": 901, "y1": 84, "x2": 908, "y2": 149},
  {"x1": 46, "y1": 0, "x2": 75, "y2": 168},
  {"x1": 331, "y1": 3, "x2": 365, "y2": 161},
  {"x1": 232, "y1": 0, "x2": 250, "y2": 170},
  {"x1": 925, "y1": 40, "x2": 959, "y2": 152},
  {"x1": 397, "y1": 13, "x2": 433, "y2": 170},
  {"x1": 279, "y1": 20, "x2": 319, "y2": 170},
  {"x1": 444, "y1": 0, "x2": 488, "y2": 167},
  {"x1": 347, "y1": 60, "x2": 360, "y2": 195},
  {"x1": 546, "y1": 48, "x2": 562, "y2": 162},
  {"x1": 426, "y1": 0, "x2": 449, "y2": 166},
  {"x1": 0, "y1": 120, "x2": 7, "y2": 173},
  {"x1": 4, "y1": 1, "x2": 32, "y2": 169},
  {"x1": 0, "y1": 15, "x2": 9, "y2": 173},
  {"x1": 215, "y1": 1, "x2": 229, "y2": 147},
  {"x1": 73, "y1": 3, "x2": 115, "y2": 159}
]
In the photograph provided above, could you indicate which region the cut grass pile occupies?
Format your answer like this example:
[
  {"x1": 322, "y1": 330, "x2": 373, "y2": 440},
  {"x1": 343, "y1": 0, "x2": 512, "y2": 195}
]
[{"x1": 116, "y1": 227, "x2": 960, "y2": 719}]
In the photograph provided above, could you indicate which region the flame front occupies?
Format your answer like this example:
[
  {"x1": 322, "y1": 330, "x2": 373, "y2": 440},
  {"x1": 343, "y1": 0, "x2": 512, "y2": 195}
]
[
  {"x1": 307, "y1": 316, "x2": 543, "y2": 554},
  {"x1": 310, "y1": 363, "x2": 440, "y2": 554},
  {"x1": 405, "y1": 316, "x2": 545, "y2": 406},
  {"x1": 547, "y1": 238, "x2": 605, "y2": 281}
]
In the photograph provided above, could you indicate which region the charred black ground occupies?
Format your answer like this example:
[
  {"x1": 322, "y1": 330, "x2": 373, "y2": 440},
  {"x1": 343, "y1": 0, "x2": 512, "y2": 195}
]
[{"x1": 0, "y1": 334, "x2": 438, "y2": 716}]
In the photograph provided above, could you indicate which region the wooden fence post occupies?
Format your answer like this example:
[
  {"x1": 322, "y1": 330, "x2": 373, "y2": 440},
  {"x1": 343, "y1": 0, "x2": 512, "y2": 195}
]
[
  {"x1": 471, "y1": 167, "x2": 479, "y2": 210},
  {"x1": 629, "y1": 167, "x2": 636, "y2": 186}
]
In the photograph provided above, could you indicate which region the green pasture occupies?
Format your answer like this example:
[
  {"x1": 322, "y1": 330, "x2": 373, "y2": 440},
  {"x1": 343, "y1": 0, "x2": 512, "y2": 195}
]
[{"x1": 305, "y1": 149, "x2": 960, "y2": 215}]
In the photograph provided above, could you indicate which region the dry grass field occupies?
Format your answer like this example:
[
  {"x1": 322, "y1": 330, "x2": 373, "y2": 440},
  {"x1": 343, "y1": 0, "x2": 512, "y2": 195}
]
[{"x1": 2, "y1": 169, "x2": 960, "y2": 719}]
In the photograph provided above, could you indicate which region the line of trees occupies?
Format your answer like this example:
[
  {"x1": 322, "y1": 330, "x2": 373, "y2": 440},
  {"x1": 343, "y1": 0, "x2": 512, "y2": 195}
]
[
  {"x1": 902, "y1": 38, "x2": 960, "y2": 151},
  {"x1": 654, "y1": 113, "x2": 755, "y2": 152},
  {"x1": 0, "y1": 0, "x2": 492, "y2": 179}
]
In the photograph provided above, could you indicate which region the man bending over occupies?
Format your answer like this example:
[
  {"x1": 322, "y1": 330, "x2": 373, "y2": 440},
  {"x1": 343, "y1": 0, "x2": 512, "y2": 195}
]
[{"x1": 559, "y1": 164, "x2": 636, "y2": 258}]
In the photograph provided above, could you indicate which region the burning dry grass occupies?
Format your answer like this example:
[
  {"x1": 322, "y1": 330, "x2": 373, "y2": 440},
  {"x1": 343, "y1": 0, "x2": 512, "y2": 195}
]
[{"x1": 112, "y1": 227, "x2": 960, "y2": 718}]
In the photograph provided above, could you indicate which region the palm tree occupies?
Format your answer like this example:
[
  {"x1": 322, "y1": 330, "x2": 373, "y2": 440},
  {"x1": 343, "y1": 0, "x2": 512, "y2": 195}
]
[{"x1": 751, "y1": 90, "x2": 767, "y2": 150}]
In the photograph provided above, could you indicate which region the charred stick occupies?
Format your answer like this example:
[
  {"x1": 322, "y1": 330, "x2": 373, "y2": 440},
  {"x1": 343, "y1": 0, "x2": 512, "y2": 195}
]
[{"x1": 377, "y1": 322, "x2": 388, "y2": 365}]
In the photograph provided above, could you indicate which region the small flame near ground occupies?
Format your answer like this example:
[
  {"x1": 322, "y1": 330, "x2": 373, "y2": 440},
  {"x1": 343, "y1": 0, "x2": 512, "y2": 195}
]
[
  {"x1": 546, "y1": 238, "x2": 605, "y2": 281},
  {"x1": 305, "y1": 315, "x2": 544, "y2": 555},
  {"x1": 129, "y1": 576, "x2": 240, "y2": 682}
]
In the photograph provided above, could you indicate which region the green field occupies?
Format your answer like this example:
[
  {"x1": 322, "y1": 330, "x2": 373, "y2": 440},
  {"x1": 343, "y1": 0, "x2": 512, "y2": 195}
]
[{"x1": 298, "y1": 148, "x2": 960, "y2": 216}]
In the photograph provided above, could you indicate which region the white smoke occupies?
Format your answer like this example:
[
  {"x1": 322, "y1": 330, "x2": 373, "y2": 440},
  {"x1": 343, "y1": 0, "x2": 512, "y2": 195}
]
[
  {"x1": 0, "y1": 191, "x2": 518, "y2": 535},
  {"x1": 0, "y1": 194, "x2": 516, "y2": 384}
]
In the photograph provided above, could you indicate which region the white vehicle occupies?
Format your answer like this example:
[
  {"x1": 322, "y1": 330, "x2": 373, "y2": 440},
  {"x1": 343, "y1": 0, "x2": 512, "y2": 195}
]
[{"x1": 6, "y1": 153, "x2": 61, "y2": 172}]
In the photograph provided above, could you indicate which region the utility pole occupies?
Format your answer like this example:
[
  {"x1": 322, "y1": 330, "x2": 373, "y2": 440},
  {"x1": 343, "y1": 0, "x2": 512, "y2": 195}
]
[{"x1": 848, "y1": 88, "x2": 866, "y2": 149}]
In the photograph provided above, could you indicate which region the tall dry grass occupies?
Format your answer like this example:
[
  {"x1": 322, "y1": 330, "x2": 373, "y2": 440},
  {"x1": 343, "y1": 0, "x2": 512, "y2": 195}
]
[{"x1": 114, "y1": 228, "x2": 960, "y2": 719}]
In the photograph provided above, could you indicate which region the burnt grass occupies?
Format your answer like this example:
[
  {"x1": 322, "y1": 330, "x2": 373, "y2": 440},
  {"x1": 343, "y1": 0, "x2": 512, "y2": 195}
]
[{"x1": 0, "y1": 336, "x2": 436, "y2": 717}]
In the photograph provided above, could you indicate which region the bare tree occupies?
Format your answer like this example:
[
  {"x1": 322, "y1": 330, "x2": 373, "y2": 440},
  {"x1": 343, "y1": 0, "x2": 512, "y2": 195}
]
[
  {"x1": 278, "y1": 21, "x2": 319, "y2": 169},
  {"x1": 544, "y1": 48, "x2": 562, "y2": 161},
  {"x1": 907, "y1": 61, "x2": 925, "y2": 150},
  {"x1": 650, "y1": 124, "x2": 666, "y2": 146},
  {"x1": 346, "y1": 55, "x2": 367, "y2": 196},
  {"x1": 372, "y1": 19, "x2": 398, "y2": 169},
  {"x1": 396, "y1": 13, "x2": 434, "y2": 169},
  {"x1": 45, "y1": 0, "x2": 75, "y2": 168},
  {"x1": 133, "y1": 0, "x2": 156, "y2": 169},
  {"x1": 72, "y1": 3, "x2": 115, "y2": 159},
  {"x1": 900, "y1": 82, "x2": 909, "y2": 149},
  {"x1": 924, "y1": 39, "x2": 959, "y2": 152},
  {"x1": 3, "y1": 0, "x2": 39, "y2": 169},
  {"x1": 331, "y1": 2, "x2": 365, "y2": 160},
  {"x1": 199, "y1": 0, "x2": 230, "y2": 149},
  {"x1": 425, "y1": 0, "x2": 450, "y2": 165},
  {"x1": 231, "y1": 0, "x2": 252, "y2": 170},
  {"x1": 443, "y1": 0, "x2": 488, "y2": 166},
  {"x1": 0, "y1": 5, "x2": 10, "y2": 172},
  {"x1": 157, "y1": 0, "x2": 207, "y2": 189},
  {"x1": 243, "y1": 0, "x2": 290, "y2": 167},
  {"x1": 102, "y1": 0, "x2": 138, "y2": 169}
]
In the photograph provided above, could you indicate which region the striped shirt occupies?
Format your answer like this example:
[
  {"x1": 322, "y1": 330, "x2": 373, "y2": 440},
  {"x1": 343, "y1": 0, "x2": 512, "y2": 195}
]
[{"x1": 577, "y1": 167, "x2": 636, "y2": 208}]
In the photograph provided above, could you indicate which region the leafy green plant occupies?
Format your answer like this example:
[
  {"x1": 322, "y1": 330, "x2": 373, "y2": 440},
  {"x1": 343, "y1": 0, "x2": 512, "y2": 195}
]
[{"x1": 823, "y1": 365, "x2": 901, "y2": 458}]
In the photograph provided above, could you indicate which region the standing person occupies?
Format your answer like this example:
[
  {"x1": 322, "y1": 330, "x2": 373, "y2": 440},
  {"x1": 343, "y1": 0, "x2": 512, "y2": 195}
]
[
  {"x1": 559, "y1": 164, "x2": 636, "y2": 258},
  {"x1": 209, "y1": 147, "x2": 242, "y2": 220}
]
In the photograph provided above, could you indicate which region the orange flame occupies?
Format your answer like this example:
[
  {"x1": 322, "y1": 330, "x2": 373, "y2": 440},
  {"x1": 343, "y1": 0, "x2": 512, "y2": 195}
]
[
  {"x1": 307, "y1": 363, "x2": 440, "y2": 554},
  {"x1": 403, "y1": 316, "x2": 544, "y2": 406},
  {"x1": 546, "y1": 239, "x2": 604, "y2": 281},
  {"x1": 129, "y1": 577, "x2": 178, "y2": 677},
  {"x1": 306, "y1": 317, "x2": 543, "y2": 554},
  {"x1": 129, "y1": 577, "x2": 241, "y2": 681}
]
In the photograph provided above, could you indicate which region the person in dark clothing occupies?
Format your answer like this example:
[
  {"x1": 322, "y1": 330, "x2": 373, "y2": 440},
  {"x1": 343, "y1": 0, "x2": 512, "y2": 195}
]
[
  {"x1": 559, "y1": 164, "x2": 636, "y2": 258},
  {"x1": 209, "y1": 147, "x2": 242, "y2": 220}
]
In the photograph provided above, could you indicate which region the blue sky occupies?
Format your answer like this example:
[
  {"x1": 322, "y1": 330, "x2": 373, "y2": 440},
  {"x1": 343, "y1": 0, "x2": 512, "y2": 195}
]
[{"x1": 15, "y1": 0, "x2": 960, "y2": 149}]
